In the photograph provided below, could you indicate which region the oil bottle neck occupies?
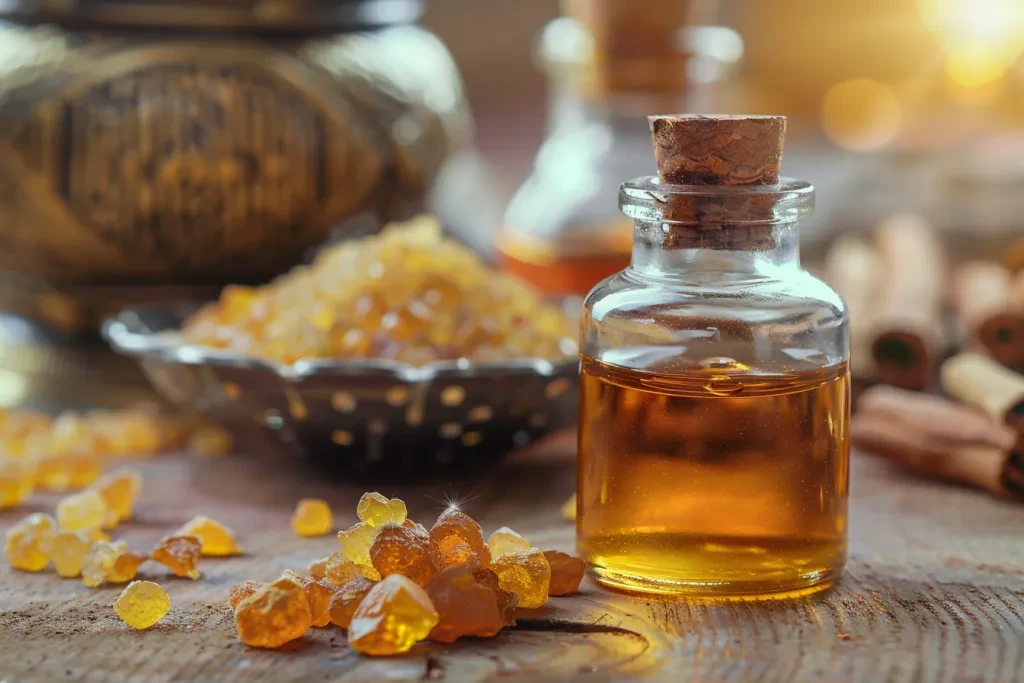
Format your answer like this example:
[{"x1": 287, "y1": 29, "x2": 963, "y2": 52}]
[{"x1": 628, "y1": 221, "x2": 800, "y2": 279}]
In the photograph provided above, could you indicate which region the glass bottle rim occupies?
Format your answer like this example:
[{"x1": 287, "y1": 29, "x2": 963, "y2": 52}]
[{"x1": 619, "y1": 176, "x2": 814, "y2": 226}]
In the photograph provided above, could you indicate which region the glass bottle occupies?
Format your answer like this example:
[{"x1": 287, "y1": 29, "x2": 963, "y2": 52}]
[
  {"x1": 498, "y1": 0, "x2": 743, "y2": 296},
  {"x1": 577, "y1": 170, "x2": 850, "y2": 596}
]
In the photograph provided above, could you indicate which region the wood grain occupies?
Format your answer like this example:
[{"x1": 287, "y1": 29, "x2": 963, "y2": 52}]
[{"x1": 0, "y1": 432, "x2": 1022, "y2": 682}]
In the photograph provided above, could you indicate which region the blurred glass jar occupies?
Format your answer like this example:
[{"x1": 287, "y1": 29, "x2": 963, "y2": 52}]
[
  {"x1": 0, "y1": 0, "x2": 471, "y2": 333},
  {"x1": 498, "y1": 0, "x2": 743, "y2": 296}
]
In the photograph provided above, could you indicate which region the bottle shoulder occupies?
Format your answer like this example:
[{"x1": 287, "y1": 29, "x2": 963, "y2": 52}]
[
  {"x1": 583, "y1": 268, "x2": 847, "y2": 323},
  {"x1": 580, "y1": 268, "x2": 849, "y2": 371}
]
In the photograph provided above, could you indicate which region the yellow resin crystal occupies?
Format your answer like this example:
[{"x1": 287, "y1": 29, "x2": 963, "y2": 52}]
[
  {"x1": 4, "y1": 513, "x2": 56, "y2": 572},
  {"x1": 91, "y1": 469, "x2": 142, "y2": 527},
  {"x1": 328, "y1": 576, "x2": 377, "y2": 629},
  {"x1": 82, "y1": 540, "x2": 145, "y2": 587},
  {"x1": 284, "y1": 570, "x2": 336, "y2": 628},
  {"x1": 0, "y1": 458, "x2": 34, "y2": 510},
  {"x1": 348, "y1": 575, "x2": 439, "y2": 656},
  {"x1": 179, "y1": 218, "x2": 577, "y2": 366},
  {"x1": 56, "y1": 490, "x2": 109, "y2": 534},
  {"x1": 175, "y1": 515, "x2": 242, "y2": 556},
  {"x1": 234, "y1": 574, "x2": 313, "y2": 649},
  {"x1": 356, "y1": 493, "x2": 406, "y2": 529},
  {"x1": 151, "y1": 536, "x2": 201, "y2": 580},
  {"x1": 82, "y1": 540, "x2": 127, "y2": 587},
  {"x1": 487, "y1": 526, "x2": 531, "y2": 558},
  {"x1": 307, "y1": 556, "x2": 328, "y2": 580},
  {"x1": 291, "y1": 499, "x2": 333, "y2": 537},
  {"x1": 325, "y1": 550, "x2": 372, "y2": 586},
  {"x1": 109, "y1": 550, "x2": 147, "y2": 584},
  {"x1": 50, "y1": 531, "x2": 92, "y2": 578},
  {"x1": 337, "y1": 521, "x2": 380, "y2": 577},
  {"x1": 490, "y1": 549, "x2": 551, "y2": 609},
  {"x1": 34, "y1": 446, "x2": 103, "y2": 493},
  {"x1": 114, "y1": 581, "x2": 171, "y2": 630}
]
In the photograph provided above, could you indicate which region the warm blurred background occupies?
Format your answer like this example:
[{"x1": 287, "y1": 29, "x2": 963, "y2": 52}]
[
  {"x1": 0, "y1": 2, "x2": 1021, "y2": 617},
  {"x1": 424, "y1": 0, "x2": 1024, "y2": 247},
  {"x1": 0, "y1": 0, "x2": 1020, "y2": 478}
]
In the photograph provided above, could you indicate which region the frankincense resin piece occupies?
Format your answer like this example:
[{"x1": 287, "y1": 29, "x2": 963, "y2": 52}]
[
  {"x1": 291, "y1": 499, "x2": 333, "y2": 537},
  {"x1": 308, "y1": 556, "x2": 329, "y2": 580},
  {"x1": 151, "y1": 535, "x2": 202, "y2": 580},
  {"x1": 370, "y1": 523, "x2": 436, "y2": 586},
  {"x1": 356, "y1": 493, "x2": 407, "y2": 528},
  {"x1": 109, "y1": 550, "x2": 147, "y2": 584},
  {"x1": 543, "y1": 550, "x2": 585, "y2": 596},
  {"x1": 229, "y1": 580, "x2": 266, "y2": 609},
  {"x1": 403, "y1": 519, "x2": 428, "y2": 535},
  {"x1": 50, "y1": 531, "x2": 92, "y2": 578},
  {"x1": 284, "y1": 570, "x2": 336, "y2": 627},
  {"x1": 56, "y1": 490, "x2": 108, "y2": 534},
  {"x1": 82, "y1": 540, "x2": 143, "y2": 587},
  {"x1": 490, "y1": 549, "x2": 551, "y2": 609},
  {"x1": 429, "y1": 507, "x2": 491, "y2": 570},
  {"x1": 329, "y1": 576, "x2": 376, "y2": 629},
  {"x1": 34, "y1": 447, "x2": 103, "y2": 494},
  {"x1": 348, "y1": 575, "x2": 439, "y2": 656},
  {"x1": 487, "y1": 526, "x2": 531, "y2": 558},
  {"x1": 4, "y1": 512, "x2": 56, "y2": 572},
  {"x1": 337, "y1": 521, "x2": 378, "y2": 574},
  {"x1": 473, "y1": 568, "x2": 518, "y2": 624},
  {"x1": 326, "y1": 550, "x2": 370, "y2": 587},
  {"x1": 114, "y1": 581, "x2": 171, "y2": 630},
  {"x1": 0, "y1": 458, "x2": 34, "y2": 510},
  {"x1": 176, "y1": 516, "x2": 242, "y2": 556},
  {"x1": 234, "y1": 574, "x2": 313, "y2": 649},
  {"x1": 91, "y1": 469, "x2": 142, "y2": 528},
  {"x1": 425, "y1": 567, "x2": 506, "y2": 643}
]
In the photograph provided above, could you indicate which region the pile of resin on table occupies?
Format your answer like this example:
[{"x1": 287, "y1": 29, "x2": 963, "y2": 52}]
[
  {"x1": 6, "y1": 481, "x2": 585, "y2": 655},
  {"x1": 181, "y1": 217, "x2": 578, "y2": 365},
  {"x1": 231, "y1": 492, "x2": 586, "y2": 654},
  {"x1": 5, "y1": 461, "x2": 241, "y2": 631},
  {"x1": 0, "y1": 407, "x2": 231, "y2": 509},
  {"x1": 4, "y1": 466, "x2": 236, "y2": 589}
]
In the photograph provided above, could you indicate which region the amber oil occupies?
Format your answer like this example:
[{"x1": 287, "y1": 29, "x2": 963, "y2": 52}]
[{"x1": 577, "y1": 355, "x2": 850, "y2": 597}]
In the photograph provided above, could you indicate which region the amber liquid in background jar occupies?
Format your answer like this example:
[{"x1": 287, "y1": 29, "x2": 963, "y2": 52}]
[
  {"x1": 496, "y1": 225, "x2": 632, "y2": 297},
  {"x1": 578, "y1": 173, "x2": 850, "y2": 597}
]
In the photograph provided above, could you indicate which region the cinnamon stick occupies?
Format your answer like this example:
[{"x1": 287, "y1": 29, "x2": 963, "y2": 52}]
[
  {"x1": 951, "y1": 261, "x2": 1024, "y2": 371},
  {"x1": 941, "y1": 352, "x2": 1024, "y2": 433},
  {"x1": 648, "y1": 114, "x2": 786, "y2": 250},
  {"x1": 1003, "y1": 237, "x2": 1024, "y2": 273},
  {"x1": 1011, "y1": 270, "x2": 1024, "y2": 306},
  {"x1": 823, "y1": 235, "x2": 880, "y2": 377},
  {"x1": 868, "y1": 214, "x2": 947, "y2": 391},
  {"x1": 852, "y1": 385, "x2": 1023, "y2": 499}
]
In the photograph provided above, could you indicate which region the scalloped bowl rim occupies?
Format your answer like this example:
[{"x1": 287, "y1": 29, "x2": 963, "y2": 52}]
[{"x1": 102, "y1": 308, "x2": 580, "y2": 383}]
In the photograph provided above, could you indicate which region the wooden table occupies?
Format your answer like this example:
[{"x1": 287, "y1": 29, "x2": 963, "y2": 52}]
[{"x1": 1, "y1": 433, "x2": 1022, "y2": 682}]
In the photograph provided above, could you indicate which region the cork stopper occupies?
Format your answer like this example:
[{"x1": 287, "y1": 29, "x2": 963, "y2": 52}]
[
  {"x1": 646, "y1": 114, "x2": 788, "y2": 250},
  {"x1": 649, "y1": 114, "x2": 786, "y2": 185}
]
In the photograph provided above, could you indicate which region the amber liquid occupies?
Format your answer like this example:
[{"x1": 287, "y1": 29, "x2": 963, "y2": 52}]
[{"x1": 578, "y1": 355, "x2": 850, "y2": 597}]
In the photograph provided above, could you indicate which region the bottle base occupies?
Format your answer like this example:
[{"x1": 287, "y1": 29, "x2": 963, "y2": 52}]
[
  {"x1": 588, "y1": 563, "x2": 842, "y2": 599},
  {"x1": 580, "y1": 532, "x2": 846, "y2": 598}
]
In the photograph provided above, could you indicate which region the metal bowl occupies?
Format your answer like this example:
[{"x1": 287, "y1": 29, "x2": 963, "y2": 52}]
[{"x1": 103, "y1": 304, "x2": 579, "y2": 476}]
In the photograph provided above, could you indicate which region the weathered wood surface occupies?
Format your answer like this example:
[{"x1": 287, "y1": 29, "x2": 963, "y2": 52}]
[{"x1": 1, "y1": 431, "x2": 1022, "y2": 683}]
